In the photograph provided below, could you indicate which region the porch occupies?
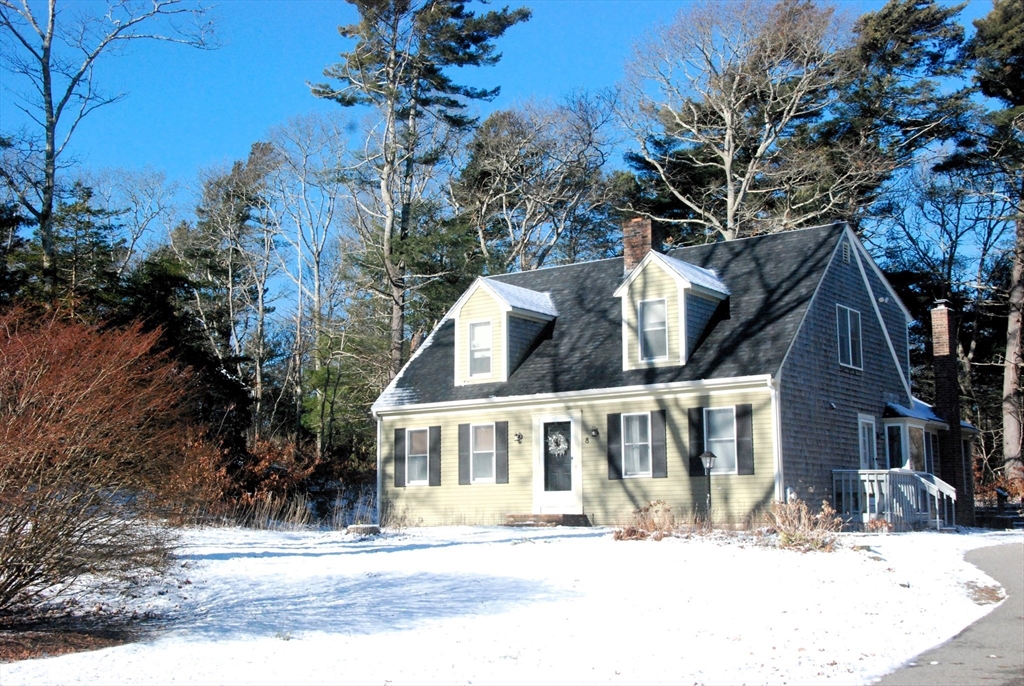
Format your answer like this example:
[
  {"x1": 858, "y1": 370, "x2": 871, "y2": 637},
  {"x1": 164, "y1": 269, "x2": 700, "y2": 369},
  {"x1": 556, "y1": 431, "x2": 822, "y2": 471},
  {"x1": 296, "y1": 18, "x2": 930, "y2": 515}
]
[{"x1": 833, "y1": 469, "x2": 957, "y2": 531}]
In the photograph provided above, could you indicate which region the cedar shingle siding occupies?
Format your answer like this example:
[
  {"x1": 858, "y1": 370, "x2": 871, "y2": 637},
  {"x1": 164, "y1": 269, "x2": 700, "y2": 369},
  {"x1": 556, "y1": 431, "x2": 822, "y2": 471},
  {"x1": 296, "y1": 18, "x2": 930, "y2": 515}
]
[{"x1": 779, "y1": 240, "x2": 910, "y2": 502}]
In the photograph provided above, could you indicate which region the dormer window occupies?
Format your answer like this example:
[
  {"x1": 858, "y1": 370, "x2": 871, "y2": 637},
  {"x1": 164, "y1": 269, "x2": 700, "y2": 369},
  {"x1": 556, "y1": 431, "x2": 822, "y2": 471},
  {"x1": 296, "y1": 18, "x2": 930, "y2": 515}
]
[
  {"x1": 469, "y1": 322, "x2": 492, "y2": 376},
  {"x1": 640, "y1": 299, "x2": 668, "y2": 361}
]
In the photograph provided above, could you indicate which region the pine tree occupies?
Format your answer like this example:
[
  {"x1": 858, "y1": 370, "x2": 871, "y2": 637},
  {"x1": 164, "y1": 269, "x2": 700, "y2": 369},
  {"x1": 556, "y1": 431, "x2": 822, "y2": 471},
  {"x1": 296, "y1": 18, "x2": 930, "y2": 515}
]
[{"x1": 312, "y1": 0, "x2": 530, "y2": 379}]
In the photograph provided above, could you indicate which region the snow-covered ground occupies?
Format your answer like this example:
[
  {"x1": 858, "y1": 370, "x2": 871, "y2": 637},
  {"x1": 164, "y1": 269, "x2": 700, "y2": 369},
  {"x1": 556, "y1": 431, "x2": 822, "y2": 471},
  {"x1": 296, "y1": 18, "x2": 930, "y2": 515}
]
[{"x1": 2, "y1": 526, "x2": 1021, "y2": 685}]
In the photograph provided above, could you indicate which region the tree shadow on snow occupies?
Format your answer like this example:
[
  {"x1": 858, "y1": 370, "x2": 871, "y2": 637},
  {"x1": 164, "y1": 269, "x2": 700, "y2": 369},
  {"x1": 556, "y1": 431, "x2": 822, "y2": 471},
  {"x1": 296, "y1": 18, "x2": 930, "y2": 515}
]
[
  {"x1": 174, "y1": 570, "x2": 570, "y2": 640},
  {"x1": 179, "y1": 529, "x2": 607, "y2": 563}
]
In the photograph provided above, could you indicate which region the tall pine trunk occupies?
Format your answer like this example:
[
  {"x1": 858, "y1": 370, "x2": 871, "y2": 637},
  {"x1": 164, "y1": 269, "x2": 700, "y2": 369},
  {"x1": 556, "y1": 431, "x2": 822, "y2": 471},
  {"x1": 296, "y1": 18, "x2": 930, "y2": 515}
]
[{"x1": 1004, "y1": 196, "x2": 1024, "y2": 486}]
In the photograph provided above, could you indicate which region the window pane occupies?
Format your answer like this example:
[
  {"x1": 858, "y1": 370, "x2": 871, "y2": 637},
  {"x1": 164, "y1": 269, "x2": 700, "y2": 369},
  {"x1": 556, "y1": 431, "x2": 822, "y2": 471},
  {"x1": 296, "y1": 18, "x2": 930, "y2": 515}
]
[
  {"x1": 640, "y1": 301, "x2": 668, "y2": 360},
  {"x1": 642, "y1": 328, "x2": 667, "y2": 359},
  {"x1": 469, "y1": 322, "x2": 491, "y2": 376},
  {"x1": 622, "y1": 415, "x2": 650, "y2": 476},
  {"x1": 408, "y1": 455, "x2": 428, "y2": 483},
  {"x1": 705, "y1": 408, "x2": 736, "y2": 473},
  {"x1": 706, "y1": 408, "x2": 735, "y2": 439},
  {"x1": 470, "y1": 322, "x2": 490, "y2": 348},
  {"x1": 473, "y1": 452, "x2": 493, "y2": 480},
  {"x1": 470, "y1": 349, "x2": 491, "y2": 375},
  {"x1": 850, "y1": 310, "x2": 862, "y2": 368},
  {"x1": 409, "y1": 429, "x2": 428, "y2": 456},
  {"x1": 623, "y1": 414, "x2": 648, "y2": 443},
  {"x1": 641, "y1": 300, "x2": 666, "y2": 326},
  {"x1": 860, "y1": 421, "x2": 875, "y2": 469},
  {"x1": 887, "y1": 425, "x2": 903, "y2": 469},
  {"x1": 708, "y1": 438, "x2": 736, "y2": 473},
  {"x1": 473, "y1": 425, "x2": 494, "y2": 452},
  {"x1": 909, "y1": 427, "x2": 925, "y2": 472},
  {"x1": 624, "y1": 444, "x2": 650, "y2": 476},
  {"x1": 837, "y1": 308, "x2": 851, "y2": 366}
]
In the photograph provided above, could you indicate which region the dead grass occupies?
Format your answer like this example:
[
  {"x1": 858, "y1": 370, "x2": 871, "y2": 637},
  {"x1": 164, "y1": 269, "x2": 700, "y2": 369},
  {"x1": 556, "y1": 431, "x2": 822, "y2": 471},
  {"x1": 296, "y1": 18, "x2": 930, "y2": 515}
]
[
  {"x1": 764, "y1": 498, "x2": 844, "y2": 552},
  {"x1": 963, "y1": 580, "x2": 1005, "y2": 605}
]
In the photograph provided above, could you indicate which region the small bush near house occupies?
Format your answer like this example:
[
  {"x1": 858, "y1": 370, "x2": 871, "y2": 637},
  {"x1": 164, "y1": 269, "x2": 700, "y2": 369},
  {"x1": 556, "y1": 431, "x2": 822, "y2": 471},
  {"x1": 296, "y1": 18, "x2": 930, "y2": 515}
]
[
  {"x1": 865, "y1": 517, "x2": 894, "y2": 534},
  {"x1": 613, "y1": 500, "x2": 675, "y2": 540},
  {"x1": 764, "y1": 498, "x2": 844, "y2": 552}
]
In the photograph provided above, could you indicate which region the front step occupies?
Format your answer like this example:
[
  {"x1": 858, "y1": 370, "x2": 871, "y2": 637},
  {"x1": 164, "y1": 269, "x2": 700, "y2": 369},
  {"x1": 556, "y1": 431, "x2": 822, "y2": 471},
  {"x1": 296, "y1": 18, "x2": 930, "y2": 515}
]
[{"x1": 505, "y1": 513, "x2": 591, "y2": 527}]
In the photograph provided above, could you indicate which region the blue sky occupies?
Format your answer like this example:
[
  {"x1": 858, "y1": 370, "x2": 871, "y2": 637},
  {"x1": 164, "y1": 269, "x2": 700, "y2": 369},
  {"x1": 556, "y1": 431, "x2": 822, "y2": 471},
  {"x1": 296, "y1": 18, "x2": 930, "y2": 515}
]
[{"x1": 0, "y1": 0, "x2": 996, "y2": 190}]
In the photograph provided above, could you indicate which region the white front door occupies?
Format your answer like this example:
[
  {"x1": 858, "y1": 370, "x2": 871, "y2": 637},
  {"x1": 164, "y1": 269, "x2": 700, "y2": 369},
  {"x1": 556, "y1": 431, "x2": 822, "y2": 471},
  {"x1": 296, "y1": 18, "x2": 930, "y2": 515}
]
[{"x1": 532, "y1": 411, "x2": 583, "y2": 514}]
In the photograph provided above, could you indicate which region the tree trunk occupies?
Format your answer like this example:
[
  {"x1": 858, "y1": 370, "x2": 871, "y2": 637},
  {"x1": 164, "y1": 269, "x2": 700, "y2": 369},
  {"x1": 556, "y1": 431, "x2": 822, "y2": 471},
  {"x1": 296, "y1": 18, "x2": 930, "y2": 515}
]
[{"x1": 1004, "y1": 203, "x2": 1024, "y2": 485}]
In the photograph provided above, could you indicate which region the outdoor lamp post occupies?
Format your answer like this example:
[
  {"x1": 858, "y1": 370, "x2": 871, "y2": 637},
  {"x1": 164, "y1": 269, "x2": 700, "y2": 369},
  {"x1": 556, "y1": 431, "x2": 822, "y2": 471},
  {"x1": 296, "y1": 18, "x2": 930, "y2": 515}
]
[{"x1": 700, "y1": 450, "x2": 717, "y2": 516}]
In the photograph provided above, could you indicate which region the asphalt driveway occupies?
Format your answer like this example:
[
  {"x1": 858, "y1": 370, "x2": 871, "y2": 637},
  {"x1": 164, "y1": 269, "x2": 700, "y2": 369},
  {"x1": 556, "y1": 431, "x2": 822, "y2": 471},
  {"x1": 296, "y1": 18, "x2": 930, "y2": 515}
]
[{"x1": 877, "y1": 541, "x2": 1024, "y2": 686}]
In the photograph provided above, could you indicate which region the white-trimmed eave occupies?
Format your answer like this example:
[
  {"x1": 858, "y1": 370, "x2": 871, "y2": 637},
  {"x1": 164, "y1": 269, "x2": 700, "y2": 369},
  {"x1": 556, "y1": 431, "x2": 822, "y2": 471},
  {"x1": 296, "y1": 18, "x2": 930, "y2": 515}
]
[
  {"x1": 851, "y1": 230, "x2": 913, "y2": 402},
  {"x1": 372, "y1": 373, "x2": 775, "y2": 418},
  {"x1": 849, "y1": 227, "x2": 913, "y2": 325}
]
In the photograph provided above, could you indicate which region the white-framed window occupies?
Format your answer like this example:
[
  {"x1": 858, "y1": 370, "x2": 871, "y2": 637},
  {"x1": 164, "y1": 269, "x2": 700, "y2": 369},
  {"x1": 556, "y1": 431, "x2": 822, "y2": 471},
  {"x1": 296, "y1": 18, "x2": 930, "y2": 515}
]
[
  {"x1": 837, "y1": 305, "x2": 863, "y2": 369},
  {"x1": 704, "y1": 407, "x2": 737, "y2": 474},
  {"x1": 925, "y1": 431, "x2": 938, "y2": 475},
  {"x1": 622, "y1": 413, "x2": 651, "y2": 477},
  {"x1": 469, "y1": 321, "x2": 492, "y2": 376},
  {"x1": 406, "y1": 428, "x2": 429, "y2": 486},
  {"x1": 471, "y1": 423, "x2": 495, "y2": 483},
  {"x1": 886, "y1": 424, "x2": 903, "y2": 469},
  {"x1": 908, "y1": 426, "x2": 926, "y2": 472},
  {"x1": 858, "y1": 415, "x2": 877, "y2": 470},
  {"x1": 639, "y1": 299, "x2": 668, "y2": 361}
]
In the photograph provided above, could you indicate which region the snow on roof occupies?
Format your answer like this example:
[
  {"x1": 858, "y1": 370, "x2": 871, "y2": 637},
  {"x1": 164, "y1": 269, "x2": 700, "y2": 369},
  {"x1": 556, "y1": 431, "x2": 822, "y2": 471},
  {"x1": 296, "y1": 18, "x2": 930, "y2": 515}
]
[
  {"x1": 658, "y1": 253, "x2": 730, "y2": 295},
  {"x1": 484, "y1": 279, "x2": 559, "y2": 317},
  {"x1": 886, "y1": 398, "x2": 946, "y2": 424},
  {"x1": 885, "y1": 398, "x2": 981, "y2": 432}
]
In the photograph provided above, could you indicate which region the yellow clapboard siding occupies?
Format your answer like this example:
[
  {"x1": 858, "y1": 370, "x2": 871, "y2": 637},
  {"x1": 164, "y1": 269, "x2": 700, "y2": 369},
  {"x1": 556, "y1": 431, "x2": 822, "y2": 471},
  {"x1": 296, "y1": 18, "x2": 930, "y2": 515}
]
[
  {"x1": 624, "y1": 260, "x2": 681, "y2": 370},
  {"x1": 456, "y1": 286, "x2": 504, "y2": 385},
  {"x1": 380, "y1": 386, "x2": 775, "y2": 527}
]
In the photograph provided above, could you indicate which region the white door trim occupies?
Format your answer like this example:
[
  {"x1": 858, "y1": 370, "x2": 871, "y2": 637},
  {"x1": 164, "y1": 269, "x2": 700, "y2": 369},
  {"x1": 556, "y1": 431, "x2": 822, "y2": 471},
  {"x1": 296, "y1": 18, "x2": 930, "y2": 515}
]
[{"x1": 531, "y1": 410, "x2": 583, "y2": 514}]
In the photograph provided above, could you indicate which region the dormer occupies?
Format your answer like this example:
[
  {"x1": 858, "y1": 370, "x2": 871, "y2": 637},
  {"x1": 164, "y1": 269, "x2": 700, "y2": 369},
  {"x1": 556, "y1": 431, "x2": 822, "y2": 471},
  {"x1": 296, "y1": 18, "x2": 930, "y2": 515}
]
[
  {"x1": 613, "y1": 251, "x2": 729, "y2": 370},
  {"x1": 451, "y1": 277, "x2": 558, "y2": 386}
]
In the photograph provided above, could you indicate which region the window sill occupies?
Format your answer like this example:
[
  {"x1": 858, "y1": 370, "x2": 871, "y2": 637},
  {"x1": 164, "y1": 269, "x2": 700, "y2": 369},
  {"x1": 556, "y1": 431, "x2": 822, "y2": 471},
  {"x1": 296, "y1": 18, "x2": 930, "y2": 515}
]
[
  {"x1": 406, "y1": 481, "x2": 429, "y2": 487},
  {"x1": 623, "y1": 473, "x2": 652, "y2": 479}
]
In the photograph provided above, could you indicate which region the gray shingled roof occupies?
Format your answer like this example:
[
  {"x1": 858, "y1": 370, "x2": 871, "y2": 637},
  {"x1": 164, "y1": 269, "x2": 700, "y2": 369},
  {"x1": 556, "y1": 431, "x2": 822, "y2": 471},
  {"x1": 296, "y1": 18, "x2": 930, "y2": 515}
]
[{"x1": 374, "y1": 223, "x2": 845, "y2": 410}]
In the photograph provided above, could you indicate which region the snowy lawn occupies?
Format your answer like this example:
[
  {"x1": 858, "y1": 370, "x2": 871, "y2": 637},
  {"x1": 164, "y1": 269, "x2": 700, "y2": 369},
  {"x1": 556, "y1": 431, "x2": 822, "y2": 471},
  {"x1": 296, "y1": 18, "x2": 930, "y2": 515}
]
[{"x1": 2, "y1": 526, "x2": 1021, "y2": 685}]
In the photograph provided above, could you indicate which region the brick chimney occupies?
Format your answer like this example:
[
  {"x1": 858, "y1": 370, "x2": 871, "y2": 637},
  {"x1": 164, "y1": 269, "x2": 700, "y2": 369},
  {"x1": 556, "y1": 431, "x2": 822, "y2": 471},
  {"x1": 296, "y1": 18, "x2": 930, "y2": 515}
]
[
  {"x1": 930, "y1": 301, "x2": 974, "y2": 525},
  {"x1": 623, "y1": 217, "x2": 653, "y2": 274}
]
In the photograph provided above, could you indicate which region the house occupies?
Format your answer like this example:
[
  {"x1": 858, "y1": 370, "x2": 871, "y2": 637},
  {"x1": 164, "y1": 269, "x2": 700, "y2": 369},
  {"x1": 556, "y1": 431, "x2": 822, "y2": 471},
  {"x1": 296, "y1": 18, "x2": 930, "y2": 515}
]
[{"x1": 371, "y1": 220, "x2": 974, "y2": 528}]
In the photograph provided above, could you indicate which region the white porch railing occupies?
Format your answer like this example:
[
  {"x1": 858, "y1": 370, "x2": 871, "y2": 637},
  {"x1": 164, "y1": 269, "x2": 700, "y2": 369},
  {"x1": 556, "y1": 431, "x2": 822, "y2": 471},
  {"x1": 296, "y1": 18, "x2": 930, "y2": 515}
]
[{"x1": 832, "y1": 469, "x2": 957, "y2": 531}]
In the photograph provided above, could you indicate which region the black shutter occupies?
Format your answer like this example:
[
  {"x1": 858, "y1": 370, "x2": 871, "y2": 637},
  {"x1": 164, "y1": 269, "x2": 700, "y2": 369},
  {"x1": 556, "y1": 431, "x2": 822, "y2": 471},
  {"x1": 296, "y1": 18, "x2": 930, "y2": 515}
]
[
  {"x1": 495, "y1": 421, "x2": 509, "y2": 484},
  {"x1": 428, "y1": 426, "x2": 442, "y2": 486},
  {"x1": 651, "y1": 409, "x2": 667, "y2": 478},
  {"x1": 736, "y1": 404, "x2": 754, "y2": 475},
  {"x1": 607, "y1": 413, "x2": 622, "y2": 480},
  {"x1": 394, "y1": 427, "x2": 406, "y2": 488},
  {"x1": 458, "y1": 423, "x2": 471, "y2": 485},
  {"x1": 688, "y1": 407, "x2": 705, "y2": 476}
]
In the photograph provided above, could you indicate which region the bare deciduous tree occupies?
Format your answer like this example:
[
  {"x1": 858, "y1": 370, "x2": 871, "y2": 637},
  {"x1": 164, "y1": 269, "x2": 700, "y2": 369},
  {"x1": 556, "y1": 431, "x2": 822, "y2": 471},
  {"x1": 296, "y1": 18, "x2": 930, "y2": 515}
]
[
  {"x1": 86, "y1": 167, "x2": 180, "y2": 278},
  {"x1": 455, "y1": 95, "x2": 615, "y2": 271},
  {"x1": 0, "y1": 0, "x2": 214, "y2": 290},
  {"x1": 618, "y1": 0, "x2": 852, "y2": 240}
]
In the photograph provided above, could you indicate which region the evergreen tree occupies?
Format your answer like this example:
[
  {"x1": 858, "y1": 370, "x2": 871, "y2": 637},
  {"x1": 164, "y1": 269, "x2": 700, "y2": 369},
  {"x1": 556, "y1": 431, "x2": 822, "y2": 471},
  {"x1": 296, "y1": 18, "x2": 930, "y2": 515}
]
[
  {"x1": 963, "y1": 0, "x2": 1024, "y2": 487},
  {"x1": 312, "y1": 0, "x2": 530, "y2": 379}
]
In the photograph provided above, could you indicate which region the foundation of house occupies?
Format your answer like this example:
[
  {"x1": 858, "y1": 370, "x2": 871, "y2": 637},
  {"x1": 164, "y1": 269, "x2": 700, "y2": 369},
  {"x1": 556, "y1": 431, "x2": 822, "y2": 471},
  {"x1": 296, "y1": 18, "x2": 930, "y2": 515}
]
[{"x1": 505, "y1": 514, "x2": 592, "y2": 527}]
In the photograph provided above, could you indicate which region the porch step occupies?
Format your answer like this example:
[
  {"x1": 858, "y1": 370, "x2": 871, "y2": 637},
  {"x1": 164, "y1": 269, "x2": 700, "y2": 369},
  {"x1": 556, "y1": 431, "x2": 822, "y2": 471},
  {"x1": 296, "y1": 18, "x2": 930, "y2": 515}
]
[{"x1": 505, "y1": 514, "x2": 592, "y2": 527}]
